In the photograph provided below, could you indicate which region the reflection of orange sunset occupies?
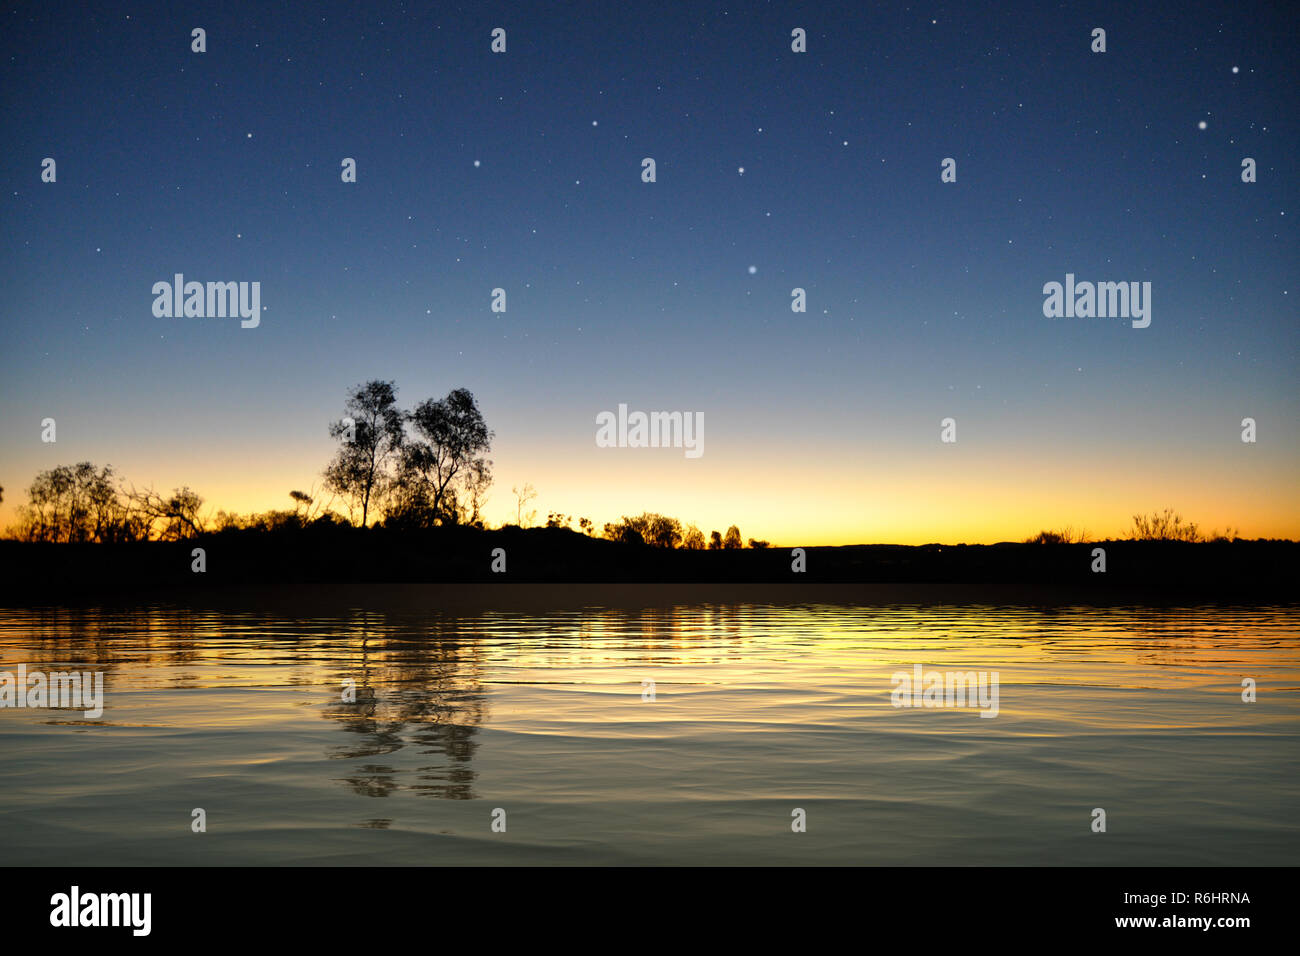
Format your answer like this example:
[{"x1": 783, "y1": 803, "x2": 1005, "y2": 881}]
[{"x1": 16, "y1": 604, "x2": 1300, "y2": 731}]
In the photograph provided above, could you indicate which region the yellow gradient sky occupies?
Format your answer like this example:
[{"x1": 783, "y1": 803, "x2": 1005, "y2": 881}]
[{"x1": 2, "y1": 427, "x2": 1296, "y2": 544}]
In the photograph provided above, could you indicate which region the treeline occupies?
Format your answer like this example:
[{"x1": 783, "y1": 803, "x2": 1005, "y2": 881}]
[
  {"x1": 1025, "y1": 509, "x2": 1243, "y2": 544},
  {"x1": 3, "y1": 379, "x2": 767, "y2": 546},
  {"x1": 3, "y1": 379, "x2": 494, "y2": 542},
  {"x1": 3, "y1": 460, "x2": 341, "y2": 544},
  {"x1": 595, "y1": 512, "x2": 769, "y2": 549},
  {"x1": 5, "y1": 462, "x2": 206, "y2": 543}
]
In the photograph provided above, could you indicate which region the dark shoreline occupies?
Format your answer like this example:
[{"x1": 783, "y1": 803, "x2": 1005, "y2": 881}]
[{"x1": 1, "y1": 530, "x2": 1295, "y2": 608}]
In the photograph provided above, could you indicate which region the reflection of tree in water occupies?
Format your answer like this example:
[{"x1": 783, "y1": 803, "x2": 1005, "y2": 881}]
[
  {"x1": 12, "y1": 603, "x2": 754, "y2": 799},
  {"x1": 324, "y1": 612, "x2": 487, "y2": 800},
  {"x1": 13, "y1": 606, "x2": 224, "y2": 690}
]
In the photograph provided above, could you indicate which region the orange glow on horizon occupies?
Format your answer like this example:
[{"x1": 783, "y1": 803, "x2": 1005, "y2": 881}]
[{"x1": 2, "y1": 436, "x2": 1297, "y2": 545}]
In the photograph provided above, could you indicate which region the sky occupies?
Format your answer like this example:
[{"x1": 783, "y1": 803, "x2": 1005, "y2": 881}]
[{"x1": 1, "y1": 0, "x2": 1297, "y2": 545}]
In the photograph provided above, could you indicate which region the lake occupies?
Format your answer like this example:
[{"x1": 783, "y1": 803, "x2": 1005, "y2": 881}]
[{"x1": 1, "y1": 596, "x2": 1296, "y2": 865}]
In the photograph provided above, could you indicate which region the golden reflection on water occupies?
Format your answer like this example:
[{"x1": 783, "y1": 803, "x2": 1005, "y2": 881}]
[
  {"x1": 5, "y1": 603, "x2": 1299, "y2": 693},
  {"x1": 4, "y1": 601, "x2": 1297, "y2": 718},
  {"x1": 1, "y1": 601, "x2": 1298, "y2": 864}
]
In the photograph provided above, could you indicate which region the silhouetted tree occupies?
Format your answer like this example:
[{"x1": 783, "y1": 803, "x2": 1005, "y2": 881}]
[
  {"x1": 709, "y1": 530, "x2": 723, "y2": 550},
  {"x1": 396, "y1": 388, "x2": 493, "y2": 527},
  {"x1": 603, "y1": 513, "x2": 682, "y2": 548},
  {"x1": 18, "y1": 463, "x2": 125, "y2": 542},
  {"x1": 1127, "y1": 509, "x2": 1202, "y2": 543},
  {"x1": 1025, "y1": 527, "x2": 1088, "y2": 544},
  {"x1": 461, "y1": 458, "x2": 493, "y2": 527},
  {"x1": 682, "y1": 524, "x2": 705, "y2": 550},
  {"x1": 12, "y1": 463, "x2": 213, "y2": 542},
  {"x1": 647, "y1": 514, "x2": 682, "y2": 548},
  {"x1": 324, "y1": 380, "x2": 404, "y2": 527},
  {"x1": 603, "y1": 520, "x2": 645, "y2": 545},
  {"x1": 512, "y1": 483, "x2": 537, "y2": 527},
  {"x1": 748, "y1": 538, "x2": 770, "y2": 549},
  {"x1": 723, "y1": 525, "x2": 742, "y2": 549},
  {"x1": 288, "y1": 488, "x2": 333, "y2": 527},
  {"x1": 126, "y1": 486, "x2": 206, "y2": 540}
]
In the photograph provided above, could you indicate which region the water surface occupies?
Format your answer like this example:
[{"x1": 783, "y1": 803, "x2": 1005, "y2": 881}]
[{"x1": 1, "y1": 601, "x2": 1296, "y2": 865}]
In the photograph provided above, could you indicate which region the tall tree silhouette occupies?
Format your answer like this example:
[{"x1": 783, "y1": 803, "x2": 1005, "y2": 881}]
[
  {"x1": 398, "y1": 388, "x2": 494, "y2": 525},
  {"x1": 324, "y1": 380, "x2": 404, "y2": 527}
]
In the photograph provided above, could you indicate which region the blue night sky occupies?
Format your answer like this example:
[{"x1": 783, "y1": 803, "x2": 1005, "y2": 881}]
[{"x1": 1, "y1": 0, "x2": 1296, "y2": 544}]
